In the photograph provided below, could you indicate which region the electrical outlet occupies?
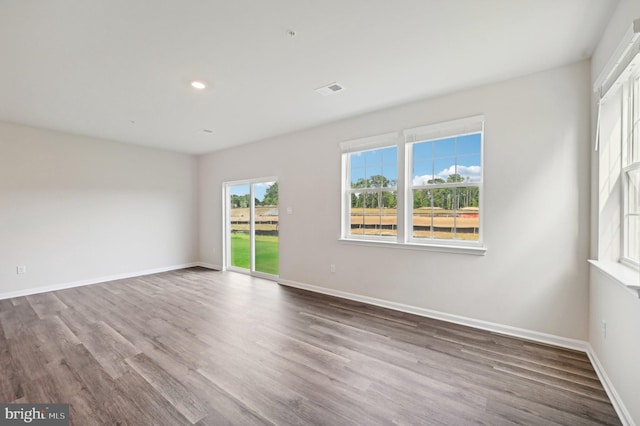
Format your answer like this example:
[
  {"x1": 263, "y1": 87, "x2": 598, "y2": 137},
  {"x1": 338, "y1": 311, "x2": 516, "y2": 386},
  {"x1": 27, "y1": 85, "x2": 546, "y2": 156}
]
[
  {"x1": 16, "y1": 265, "x2": 26, "y2": 275},
  {"x1": 330, "y1": 264, "x2": 336, "y2": 273},
  {"x1": 602, "y1": 320, "x2": 607, "y2": 339}
]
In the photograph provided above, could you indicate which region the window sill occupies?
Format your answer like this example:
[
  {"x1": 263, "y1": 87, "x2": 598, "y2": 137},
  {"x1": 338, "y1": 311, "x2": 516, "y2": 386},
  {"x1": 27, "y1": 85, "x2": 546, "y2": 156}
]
[
  {"x1": 339, "y1": 238, "x2": 487, "y2": 256},
  {"x1": 588, "y1": 260, "x2": 640, "y2": 298}
]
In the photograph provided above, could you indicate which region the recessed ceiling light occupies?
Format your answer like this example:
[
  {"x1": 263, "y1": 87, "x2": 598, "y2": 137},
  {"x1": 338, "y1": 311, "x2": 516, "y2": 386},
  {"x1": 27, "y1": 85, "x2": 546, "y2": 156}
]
[{"x1": 191, "y1": 81, "x2": 207, "y2": 90}]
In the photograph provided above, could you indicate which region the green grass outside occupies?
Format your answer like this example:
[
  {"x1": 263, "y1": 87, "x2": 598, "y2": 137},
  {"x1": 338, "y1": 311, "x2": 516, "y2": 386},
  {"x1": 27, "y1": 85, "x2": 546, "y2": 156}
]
[{"x1": 230, "y1": 233, "x2": 279, "y2": 275}]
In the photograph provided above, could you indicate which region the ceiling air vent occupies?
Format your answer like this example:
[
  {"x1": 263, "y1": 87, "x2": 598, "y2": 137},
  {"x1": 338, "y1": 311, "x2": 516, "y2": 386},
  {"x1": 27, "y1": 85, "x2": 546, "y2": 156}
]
[{"x1": 315, "y1": 82, "x2": 345, "y2": 96}]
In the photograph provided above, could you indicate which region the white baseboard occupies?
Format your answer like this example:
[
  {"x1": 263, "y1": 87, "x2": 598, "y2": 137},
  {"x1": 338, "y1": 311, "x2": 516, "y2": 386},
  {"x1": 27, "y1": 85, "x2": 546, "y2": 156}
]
[
  {"x1": 278, "y1": 278, "x2": 589, "y2": 351},
  {"x1": 197, "y1": 262, "x2": 222, "y2": 270},
  {"x1": 586, "y1": 346, "x2": 635, "y2": 426},
  {"x1": 0, "y1": 262, "x2": 200, "y2": 300}
]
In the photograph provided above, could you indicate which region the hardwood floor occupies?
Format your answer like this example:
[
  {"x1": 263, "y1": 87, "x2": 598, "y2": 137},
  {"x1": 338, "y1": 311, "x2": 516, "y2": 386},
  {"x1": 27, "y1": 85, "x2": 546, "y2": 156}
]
[{"x1": 0, "y1": 268, "x2": 621, "y2": 425}]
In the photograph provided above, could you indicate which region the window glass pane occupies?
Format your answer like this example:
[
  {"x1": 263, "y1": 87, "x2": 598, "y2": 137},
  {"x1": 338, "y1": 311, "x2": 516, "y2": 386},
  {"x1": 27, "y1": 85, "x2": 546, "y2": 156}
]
[
  {"x1": 412, "y1": 188, "x2": 454, "y2": 240},
  {"x1": 453, "y1": 187, "x2": 480, "y2": 241},
  {"x1": 255, "y1": 181, "x2": 279, "y2": 275},
  {"x1": 412, "y1": 187, "x2": 480, "y2": 241},
  {"x1": 412, "y1": 189, "x2": 434, "y2": 239},
  {"x1": 456, "y1": 133, "x2": 482, "y2": 183},
  {"x1": 626, "y1": 215, "x2": 640, "y2": 263},
  {"x1": 627, "y1": 215, "x2": 640, "y2": 263},
  {"x1": 625, "y1": 169, "x2": 639, "y2": 263},
  {"x1": 410, "y1": 131, "x2": 482, "y2": 243},
  {"x1": 350, "y1": 190, "x2": 397, "y2": 237},
  {"x1": 255, "y1": 235, "x2": 279, "y2": 274},
  {"x1": 457, "y1": 154, "x2": 482, "y2": 183},
  {"x1": 229, "y1": 184, "x2": 251, "y2": 269},
  {"x1": 413, "y1": 133, "x2": 482, "y2": 186},
  {"x1": 456, "y1": 133, "x2": 482, "y2": 156},
  {"x1": 434, "y1": 156, "x2": 457, "y2": 183},
  {"x1": 629, "y1": 169, "x2": 639, "y2": 215},
  {"x1": 433, "y1": 137, "x2": 456, "y2": 157},
  {"x1": 433, "y1": 138, "x2": 457, "y2": 184},
  {"x1": 627, "y1": 215, "x2": 639, "y2": 263},
  {"x1": 412, "y1": 141, "x2": 434, "y2": 185},
  {"x1": 633, "y1": 76, "x2": 640, "y2": 163},
  {"x1": 350, "y1": 192, "x2": 365, "y2": 236},
  {"x1": 350, "y1": 146, "x2": 397, "y2": 188}
]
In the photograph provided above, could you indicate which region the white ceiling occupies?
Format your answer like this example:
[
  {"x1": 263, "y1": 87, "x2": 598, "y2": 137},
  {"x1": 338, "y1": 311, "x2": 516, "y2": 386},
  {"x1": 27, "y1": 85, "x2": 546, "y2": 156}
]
[{"x1": 0, "y1": 0, "x2": 618, "y2": 154}]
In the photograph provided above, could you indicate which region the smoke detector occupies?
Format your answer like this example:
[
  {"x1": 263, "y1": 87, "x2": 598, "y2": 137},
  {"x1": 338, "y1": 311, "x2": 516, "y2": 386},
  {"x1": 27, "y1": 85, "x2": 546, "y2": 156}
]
[{"x1": 315, "y1": 82, "x2": 345, "y2": 96}]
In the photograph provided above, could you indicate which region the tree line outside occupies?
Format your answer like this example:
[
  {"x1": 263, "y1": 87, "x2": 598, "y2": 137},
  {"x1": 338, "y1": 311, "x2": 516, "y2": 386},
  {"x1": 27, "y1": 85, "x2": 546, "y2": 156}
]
[
  {"x1": 350, "y1": 174, "x2": 479, "y2": 210},
  {"x1": 230, "y1": 182, "x2": 279, "y2": 208}
]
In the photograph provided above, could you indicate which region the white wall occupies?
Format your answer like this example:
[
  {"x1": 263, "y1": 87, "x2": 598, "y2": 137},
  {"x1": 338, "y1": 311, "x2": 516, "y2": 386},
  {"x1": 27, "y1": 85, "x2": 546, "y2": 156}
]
[
  {"x1": 0, "y1": 121, "x2": 199, "y2": 295},
  {"x1": 589, "y1": 268, "x2": 640, "y2": 425},
  {"x1": 200, "y1": 60, "x2": 591, "y2": 340},
  {"x1": 589, "y1": 1, "x2": 640, "y2": 424}
]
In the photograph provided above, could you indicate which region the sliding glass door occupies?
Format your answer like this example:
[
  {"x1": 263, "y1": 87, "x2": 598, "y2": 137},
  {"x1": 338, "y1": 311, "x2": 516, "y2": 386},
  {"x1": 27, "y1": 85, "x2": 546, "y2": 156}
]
[
  {"x1": 228, "y1": 183, "x2": 251, "y2": 270},
  {"x1": 226, "y1": 178, "x2": 279, "y2": 277}
]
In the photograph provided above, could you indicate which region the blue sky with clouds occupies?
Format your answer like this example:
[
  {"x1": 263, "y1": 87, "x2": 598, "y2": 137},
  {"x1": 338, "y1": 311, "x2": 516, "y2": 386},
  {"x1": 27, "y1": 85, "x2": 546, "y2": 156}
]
[
  {"x1": 350, "y1": 133, "x2": 481, "y2": 187},
  {"x1": 229, "y1": 181, "x2": 276, "y2": 201},
  {"x1": 413, "y1": 133, "x2": 481, "y2": 185}
]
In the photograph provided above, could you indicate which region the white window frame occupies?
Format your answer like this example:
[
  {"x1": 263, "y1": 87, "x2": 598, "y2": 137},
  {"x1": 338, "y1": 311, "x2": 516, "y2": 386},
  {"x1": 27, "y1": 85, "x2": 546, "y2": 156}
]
[
  {"x1": 340, "y1": 116, "x2": 486, "y2": 256},
  {"x1": 223, "y1": 176, "x2": 280, "y2": 279},
  {"x1": 621, "y1": 73, "x2": 640, "y2": 269},
  {"x1": 340, "y1": 132, "x2": 401, "y2": 243},
  {"x1": 404, "y1": 116, "x2": 484, "y2": 248}
]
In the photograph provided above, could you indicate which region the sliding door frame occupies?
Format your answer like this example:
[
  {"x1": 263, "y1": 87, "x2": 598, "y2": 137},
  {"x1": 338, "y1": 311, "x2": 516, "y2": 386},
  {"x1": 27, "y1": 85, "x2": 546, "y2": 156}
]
[{"x1": 223, "y1": 176, "x2": 279, "y2": 280}]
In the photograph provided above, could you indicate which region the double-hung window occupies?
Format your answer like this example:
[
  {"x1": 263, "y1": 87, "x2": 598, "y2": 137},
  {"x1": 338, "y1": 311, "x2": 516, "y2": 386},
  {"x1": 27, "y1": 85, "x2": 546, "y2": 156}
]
[
  {"x1": 341, "y1": 133, "x2": 399, "y2": 240},
  {"x1": 595, "y1": 20, "x2": 640, "y2": 270},
  {"x1": 405, "y1": 117, "x2": 483, "y2": 244},
  {"x1": 341, "y1": 116, "x2": 485, "y2": 254}
]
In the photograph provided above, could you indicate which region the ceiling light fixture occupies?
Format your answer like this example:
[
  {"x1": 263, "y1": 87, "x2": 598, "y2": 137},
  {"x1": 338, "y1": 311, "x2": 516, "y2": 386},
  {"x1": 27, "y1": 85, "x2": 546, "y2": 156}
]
[{"x1": 191, "y1": 81, "x2": 207, "y2": 90}]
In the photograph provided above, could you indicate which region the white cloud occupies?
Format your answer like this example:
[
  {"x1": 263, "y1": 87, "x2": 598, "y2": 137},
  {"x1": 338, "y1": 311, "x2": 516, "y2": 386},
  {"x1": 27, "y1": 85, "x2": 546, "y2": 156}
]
[
  {"x1": 413, "y1": 165, "x2": 481, "y2": 185},
  {"x1": 437, "y1": 165, "x2": 481, "y2": 181},
  {"x1": 412, "y1": 175, "x2": 433, "y2": 186}
]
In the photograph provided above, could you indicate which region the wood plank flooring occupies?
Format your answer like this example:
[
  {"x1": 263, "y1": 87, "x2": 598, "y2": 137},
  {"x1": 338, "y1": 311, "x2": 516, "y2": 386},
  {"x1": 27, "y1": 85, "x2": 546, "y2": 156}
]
[{"x1": 0, "y1": 268, "x2": 621, "y2": 425}]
